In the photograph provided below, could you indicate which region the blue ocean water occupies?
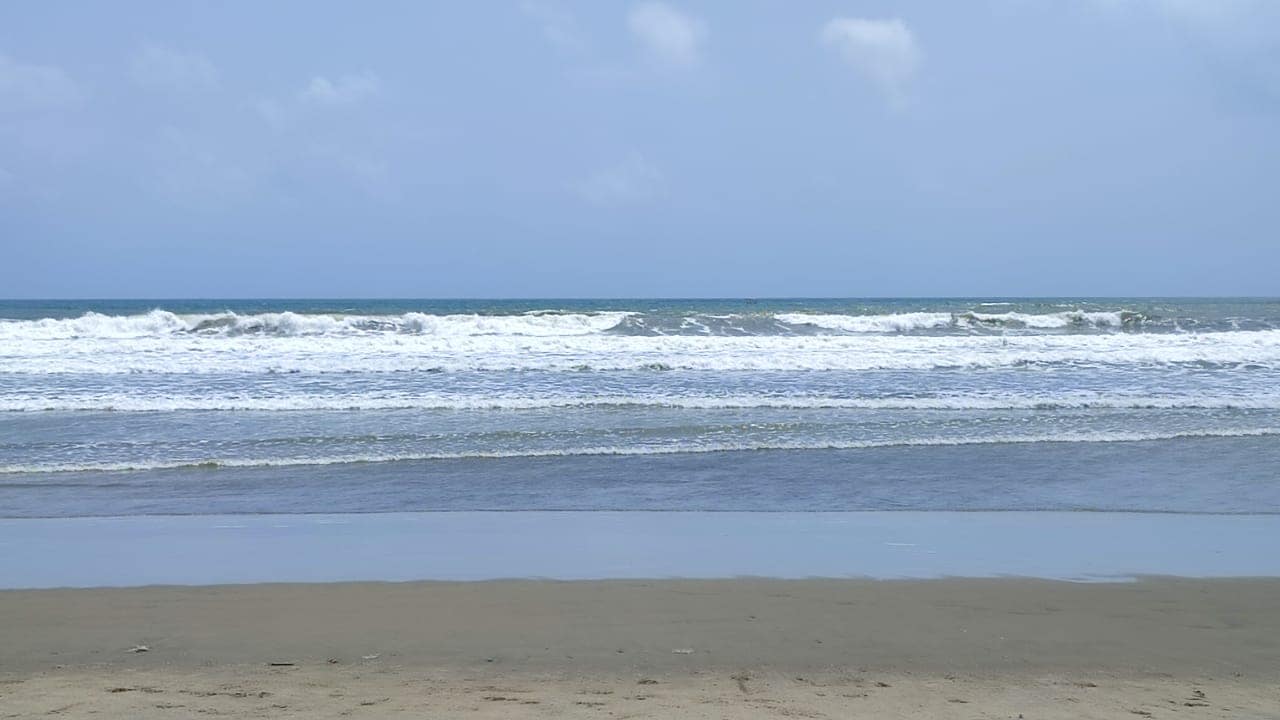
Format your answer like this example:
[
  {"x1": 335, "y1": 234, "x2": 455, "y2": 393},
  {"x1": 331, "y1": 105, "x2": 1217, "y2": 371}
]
[{"x1": 2, "y1": 298, "x2": 1279, "y2": 517}]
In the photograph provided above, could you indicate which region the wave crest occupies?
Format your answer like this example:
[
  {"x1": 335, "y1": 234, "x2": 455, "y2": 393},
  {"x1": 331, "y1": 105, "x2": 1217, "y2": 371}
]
[
  {"x1": 776, "y1": 312, "x2": 956, "y2": 333},
  {"x1": 0, "y1": 310, "x2": 633, "y2": 339},
  {"x1": 3, "y1": 427, "x2": 1277, "y2": 475},
  {"x1": 778, "y1": 310, "x2": 1145, "y2": 333},
  {"x1": 5, "y1": 394, "x2": 1280, "y2": 413},
  {"x1": 0, "y1": 307, "x2": 1156, "y2": 341}
]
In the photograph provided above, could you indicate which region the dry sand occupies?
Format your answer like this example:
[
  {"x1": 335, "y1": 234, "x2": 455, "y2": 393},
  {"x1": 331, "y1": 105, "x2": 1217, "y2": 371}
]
[{"x1": 2, "y1": 577, "x2": 1278, "y2": 718}]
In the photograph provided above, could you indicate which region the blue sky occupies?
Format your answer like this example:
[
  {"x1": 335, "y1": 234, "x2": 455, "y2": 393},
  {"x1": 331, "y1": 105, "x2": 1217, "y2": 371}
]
[{"x1": 1, "y1": 1, "x2": 1278, "y2": 297}]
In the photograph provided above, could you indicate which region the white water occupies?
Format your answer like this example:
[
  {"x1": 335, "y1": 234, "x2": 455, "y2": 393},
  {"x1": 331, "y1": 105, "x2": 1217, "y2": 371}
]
[
  {"x1": 775, "y1": 312, "x2": 957, "y2": 332},
  {"x1": 4, "y1": 426, "x2": 1277, "y2": 475},
  {"x1": 0, "y1": 308, "x2": 1149, "y2": 340},
  {"x1": 4, "y1": 328, "x2": 1279, "y2": 374},
  {"x1": 4, "y1": 392, "x2": 1280, "y2": 413},
  {"x1": 0, "y1": 310, "x2": 634, "y2": 339}
]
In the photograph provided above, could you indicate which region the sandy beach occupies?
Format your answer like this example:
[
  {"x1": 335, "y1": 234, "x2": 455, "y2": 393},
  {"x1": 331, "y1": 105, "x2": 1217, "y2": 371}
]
[
  {"x1": 3, "y1": 577, "x2": 1277, "y2": 718},
  {"x1": 8, "y1": 0, "x2": 1280, "y2": 714}
]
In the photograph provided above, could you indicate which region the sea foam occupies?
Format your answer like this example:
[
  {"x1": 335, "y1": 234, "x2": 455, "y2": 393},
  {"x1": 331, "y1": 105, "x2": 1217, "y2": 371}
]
[
  {"x1": 3, "y1": 426, "x2": 1277, "y2": 475},
  {"x1": 4, "y1": 393, "x2": 1280, "y2": 413},
  {"x1": 0, "y1": 310, "x2": 632, "y2": 339},
  {"x1": 3, "y1": 328, "x2": 1279, "y2": 375},
  {"x1": 0, "y1": 307, "x2": 1151, "y2": 340},
  {"x1": 775, "y1": 312, "x2": 956, "y2": 333}
]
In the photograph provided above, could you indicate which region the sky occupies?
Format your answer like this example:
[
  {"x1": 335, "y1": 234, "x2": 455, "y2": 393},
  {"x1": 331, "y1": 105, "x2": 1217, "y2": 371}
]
[{"x1": 1, "y1": 1, "x2": 1278, "y2": 298}]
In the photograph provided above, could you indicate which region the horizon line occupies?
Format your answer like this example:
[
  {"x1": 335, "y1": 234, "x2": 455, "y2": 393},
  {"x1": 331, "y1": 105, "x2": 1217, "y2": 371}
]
[{"x1": 3, "y1": 295, "x2": 1279, "y2": 302}]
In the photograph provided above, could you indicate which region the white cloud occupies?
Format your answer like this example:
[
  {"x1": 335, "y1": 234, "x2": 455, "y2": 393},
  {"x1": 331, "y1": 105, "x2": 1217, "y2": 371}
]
[
  {"x1": 299, "y1": 73, "x2": 381, "y2": 106},
  {"x1": 521, "y1": 1, "x2": 586, "y2": 53},
  {"x1": 821, "y1": 18, "x2": 921, "y2": 106},
  {"x1": 577, "y1": 152, "x2": 664, "y2": 205},
  {"x1": 628, "y1": 2, "x2": 705, "y2": 67},
  {"x1": 0, "y1": 54, "x2": 83, "y2": 112},
  {"x1": 131, "y1": 45, "x2": 218, "y2": 92}
]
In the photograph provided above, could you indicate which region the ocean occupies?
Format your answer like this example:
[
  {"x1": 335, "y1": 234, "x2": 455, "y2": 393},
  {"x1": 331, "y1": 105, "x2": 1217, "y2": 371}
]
[{"x1": 2, "y1": 298, "x2": 1279, "y2": 519}]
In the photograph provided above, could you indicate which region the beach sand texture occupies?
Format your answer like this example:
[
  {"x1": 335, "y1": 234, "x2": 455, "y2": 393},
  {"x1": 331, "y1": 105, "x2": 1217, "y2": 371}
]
[{"x1": 3, "y1": 578, "x2": 1277, "y2": 718}]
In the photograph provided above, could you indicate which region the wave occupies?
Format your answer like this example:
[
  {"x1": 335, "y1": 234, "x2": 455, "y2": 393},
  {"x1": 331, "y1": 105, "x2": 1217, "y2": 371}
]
[
  {"x1": 4, "y1": 394, "x2": 1280, "y2": 413},
  {"x1": 0, "y1": 307, "x2": 1152, "y2": 341},
  {"x1": 4, "y1": 329, "x2": 1280, "y2": 374},
  {"x1": 3, "y1": 427, "x2": 1277, "y2": 474},
  {"x1": 775, "y1": 312, "x2": 956, "y2": 333},
  {"x1": 777, "y1": 310, "x2": 1142, "y2": 332},
  {"x1": 958, "y1": 310, "x2": 1142, "y2": 329},
  {"x1": 0, "y1": 309, "x2": 633, "y2": 339}
]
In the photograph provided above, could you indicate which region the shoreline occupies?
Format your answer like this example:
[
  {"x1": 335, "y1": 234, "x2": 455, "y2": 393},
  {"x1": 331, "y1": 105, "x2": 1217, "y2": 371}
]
[
  {"x1": 6, "y1": 511, "x2": 1280, "y2": 588},
  {"x1": 3, "y1": 577, "x2": 1278, "y2": 717}
]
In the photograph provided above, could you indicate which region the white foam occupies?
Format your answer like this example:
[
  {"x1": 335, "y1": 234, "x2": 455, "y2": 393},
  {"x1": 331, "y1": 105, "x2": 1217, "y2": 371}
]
[
  {"x1": 3, "y1": 393, "x2": 1280, "y2": 413},
  {"x1": 777, "y1": 312, "x2": 956, "y2": 333},
  {"x1": 777, "y1": 310, "x2": 1138, "y2": 333},
  {"x1": 0, "y1": 308, "x2": 1145, "y2": 342},
  {"x1": 962, "y1": 310, "x2": 1129, "y2": 329},
  {"x1": 3, "y1": 328, "x2": 1279, "y2": 375},
  {"x1": 0, "y1": 310, "x2": 191, "y2": 339},
  {"x1": 3, "y1": 426, "x2": 1277, "y2": 474},
  {"x1": 0, "y1": 310, "x2": 632, "y2": 339}
]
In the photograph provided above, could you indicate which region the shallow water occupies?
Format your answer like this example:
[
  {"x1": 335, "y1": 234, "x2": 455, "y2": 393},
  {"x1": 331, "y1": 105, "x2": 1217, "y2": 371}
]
[{"x1": 3, "y1": 511, "x2": 1279, "y2": 587}]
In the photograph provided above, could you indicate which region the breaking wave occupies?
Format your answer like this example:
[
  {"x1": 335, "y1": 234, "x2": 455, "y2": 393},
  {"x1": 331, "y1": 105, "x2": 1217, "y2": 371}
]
[
  {"x1": 0, "y1": 309, "x2": 633, "y2": 339},
  {"x1": 5, "y1": 394, "x2": 1280, "y2": 413},
  {"x1": 4, "y1": 427, "x2": 1277, "y2": 474},
  {"x1": 0, "y1": 307, "x2": 1156, "y2": 341},
  {"x1": 777, "y1": 310, "x2": 1144, "y2": 333},
  {"x1": 4, "y1": 328, "x2": 1280, "y2": 374},
  {"x1": 775, "y1": 312, "x2": 956, "y2": 333}
]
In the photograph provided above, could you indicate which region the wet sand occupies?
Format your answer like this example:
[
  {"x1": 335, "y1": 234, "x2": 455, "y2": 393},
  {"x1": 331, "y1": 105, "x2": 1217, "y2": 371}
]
[{"x1": 2, "y1": 577, "x2": 1278, "y2": 718}]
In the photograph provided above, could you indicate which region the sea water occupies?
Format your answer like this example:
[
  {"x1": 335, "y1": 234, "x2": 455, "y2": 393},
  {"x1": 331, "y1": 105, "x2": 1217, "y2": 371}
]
[{"x1": 2, "y1": 298, "x2": 1279, "y2": 518}]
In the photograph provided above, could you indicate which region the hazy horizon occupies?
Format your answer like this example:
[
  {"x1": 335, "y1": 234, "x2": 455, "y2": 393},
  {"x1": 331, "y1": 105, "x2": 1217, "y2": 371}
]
[{"x1": 4, "y1": 294, "x2": 1280, "y2": 302}]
